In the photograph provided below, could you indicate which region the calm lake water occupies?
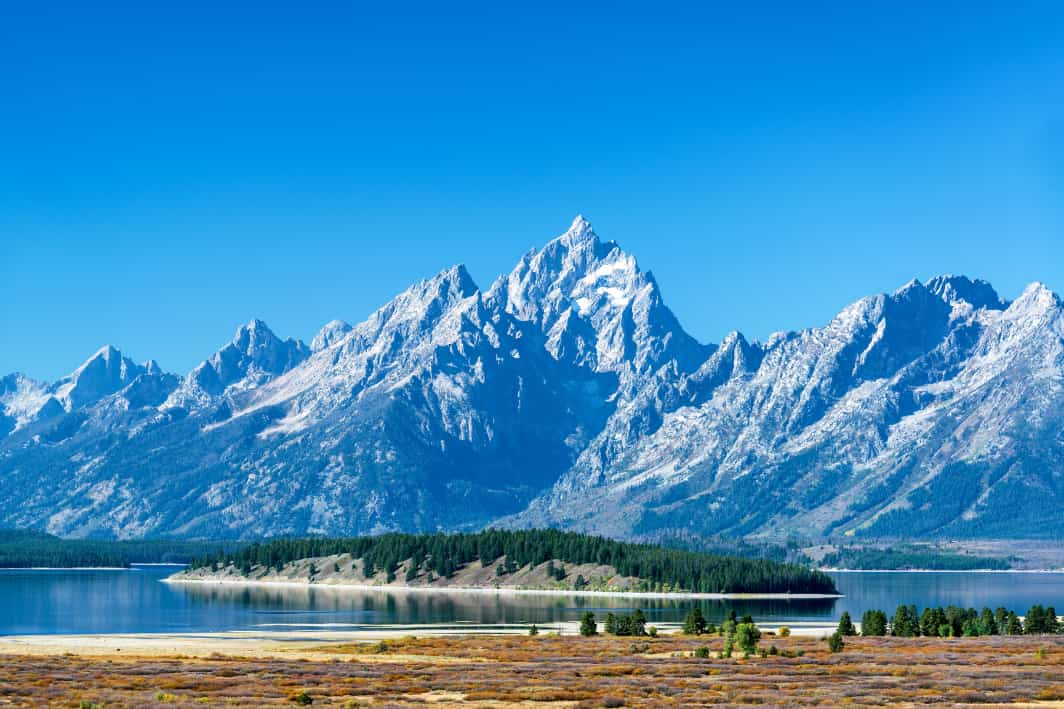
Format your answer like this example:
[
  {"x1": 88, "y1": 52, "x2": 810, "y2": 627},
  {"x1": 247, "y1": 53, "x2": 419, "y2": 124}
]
[{"x1": 1, "y1": 566, "x2": 1061, "y2": 635}]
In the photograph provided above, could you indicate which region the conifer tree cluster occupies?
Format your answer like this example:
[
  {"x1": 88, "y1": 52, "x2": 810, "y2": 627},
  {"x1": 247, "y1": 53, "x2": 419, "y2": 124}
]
[
  {"x1": 856, "y1": 604, "x2": 1060, "y2": 637},
  {"x1": 0, "y1": 529, "x2": 241, "y2": 568},
  {"x1": 603, "y1": 610, "x2": 648, "y2": 636},
  {"x1": 195, "y1": 529, "x2": 838, "y2": 594}
]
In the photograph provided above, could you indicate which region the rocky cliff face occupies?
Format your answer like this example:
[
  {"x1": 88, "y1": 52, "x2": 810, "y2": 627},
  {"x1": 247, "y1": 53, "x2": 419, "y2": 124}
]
[{"x1": 2, "y1": 217, "x2": 1061, "y2": 539}]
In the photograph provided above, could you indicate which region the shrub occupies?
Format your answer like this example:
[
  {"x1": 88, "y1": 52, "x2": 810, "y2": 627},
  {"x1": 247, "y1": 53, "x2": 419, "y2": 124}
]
[
  {"x1": 647, "y1": 625, "x2": 658, "y2": 637},
  {"x1": 694, "y1": 646, "x2": 710, "y2": 658},
  {"x1": 828, "y1": 632, "x2": 844, "y2": 653},
  {"x1": 290, "y1": 691, "x2": 313, "y2": 705},
  {"x1": 736, "y1": 623, "x2": 761, "y2": 654},
  {"x1": 529, "y1": 624, "x2": 539, "y2": 636},
  {"x1": 769, "y1": 645, "x2": 778, "y2": 656},
  {"x1": 778, "y1": 626, "x2": 791, "y2": 637}
]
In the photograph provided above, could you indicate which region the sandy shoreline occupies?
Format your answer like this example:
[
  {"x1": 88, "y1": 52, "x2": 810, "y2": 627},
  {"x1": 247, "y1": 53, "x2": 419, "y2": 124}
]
[
  {"x1": 164, "y1": 575, "x2": 842, "y2": 599},
  {"x1": 0, "y1": 620, "x2": 841, "y2": 659}
]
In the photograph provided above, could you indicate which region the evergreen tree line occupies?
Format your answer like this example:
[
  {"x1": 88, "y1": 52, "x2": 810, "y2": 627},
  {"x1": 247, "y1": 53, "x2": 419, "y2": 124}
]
[
  {"x1": 820, "y1": 547, "x2": 1010, "y2": 571},
  {"x1": 196, "y1": 529, "x2": 839, "y2": 594},
  {"x1": 856, "y1": 604, "x2": 1061, "y2": 637},
  {"x1": 0, "y1": 529, "x2": 243, "y2": 568}
]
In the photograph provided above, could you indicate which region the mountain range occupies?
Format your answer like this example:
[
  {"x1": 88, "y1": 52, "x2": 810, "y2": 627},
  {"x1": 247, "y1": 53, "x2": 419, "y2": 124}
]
[{"x1": 2, "y1": 216, "x2": 1062, "y2": 540}]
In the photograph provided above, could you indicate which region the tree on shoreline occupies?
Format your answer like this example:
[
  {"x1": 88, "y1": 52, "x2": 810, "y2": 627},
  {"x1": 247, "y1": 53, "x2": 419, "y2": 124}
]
[
  {"x1": 683, "y1": 608, "x2": 708, "y2": 635},
  {"x1": 836, "y1": 612, "x2": 857, "y2": 636},
  {"x1": 580, "y1": 612, "x2": 597, "y2": 637}
]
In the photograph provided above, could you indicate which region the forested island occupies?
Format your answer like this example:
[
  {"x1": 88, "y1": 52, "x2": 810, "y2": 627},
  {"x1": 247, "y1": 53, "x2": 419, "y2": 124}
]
[
  {"x1": 175, "y1": 529, "x2": 839, "y2": 595},
  {"x1": 0, "y1": 529, "x2": 243, "y2": 568}
]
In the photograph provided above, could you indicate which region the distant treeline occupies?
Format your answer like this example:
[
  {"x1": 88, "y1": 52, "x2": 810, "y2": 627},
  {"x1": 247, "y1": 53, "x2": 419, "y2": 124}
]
[
  {"x1": 856, "y1": 604, "x2": 1060, "y2": 637},
  {"x1": 195, "y1": 529, "x2": 839, "y2": 594},
  {"x1": 0, "y1": 529, "x2": 244, "y2": 568},
  {"x1": 649, "y1": 533, "x2": 811, "y2": 566},
  {"x1": 822, "y1": 546, "x2": 1011, "y2": 571}
]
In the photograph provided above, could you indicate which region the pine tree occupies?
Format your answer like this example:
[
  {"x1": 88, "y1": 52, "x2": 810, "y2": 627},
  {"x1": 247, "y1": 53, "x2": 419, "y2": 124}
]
[
  {"x1": 891, "y1": 605, "x2": 918, "y2": 637},
  {"x1": 828, "y1": 631, "x2": 844, "y2": 653},
  {"x1": 579, "y1": 612, "x2": 597, "y2": 637},
  {"x1": 683, "y1": 608, "x2": 708, "y2": 635},
  {"x1": 994, "y1": 607, "x2": 1008, "y2": 632},
  {"x1": 836, "y1": 612, "x2": 857, "y2": 637},
  {"x1": 978, "y1": 607, "x2": 999, "y2": 635},
  {"x1": 1046, "y1": 607, "x2": 1060, "y2": 634},
  {"x1": 861, "y1": 609, "x2": 887, "y2": 637},
  {"x1": 920, "y1": 607, "x2": 938, "y2": 637},
  {"x1": 1026, "y1": 605, "x2": 1046, "y2": 634},
  {"x1": 632, "y1": 609, "x2": 647, "y2": 637}
]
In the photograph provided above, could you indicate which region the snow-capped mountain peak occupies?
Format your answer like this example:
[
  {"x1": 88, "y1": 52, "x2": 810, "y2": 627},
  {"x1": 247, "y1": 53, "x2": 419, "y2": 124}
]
[
  {"x1": 926, "y1": 274, "x2": 1007, "y2": 311},
  {"x1": 53, "y1": 345, "x2": 151, "y2": 411},
  {"x1": 486, "y1": 216, "x2": 705, "y2": 375},
  {"x1": 163, "y1": 319, "x2": 310, "y2": 410},
  {"x1": 559, "y1": 213, "x2": 596, "y2": 246},
  {"x1": 311, "y1": 319, "x2": 353, "y2": 351}
]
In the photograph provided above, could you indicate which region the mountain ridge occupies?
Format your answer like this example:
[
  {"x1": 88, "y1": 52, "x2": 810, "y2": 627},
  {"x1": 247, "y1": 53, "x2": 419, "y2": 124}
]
[{"x1": 2, "y1": 216, "x2": 1061, "y2": 540}]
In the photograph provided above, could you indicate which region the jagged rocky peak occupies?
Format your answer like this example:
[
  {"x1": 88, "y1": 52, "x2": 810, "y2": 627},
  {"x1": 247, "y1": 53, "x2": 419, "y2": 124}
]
[
  {"x1": 487, "y1": 215, "x2": 706, "y2": 374},
  {"x1": 926, "y1": 274, "x2": 1007, "y2": 311},
  {"x1": 227, "y1": 318, "x2": 309, "y2": 373},
  {"x1": 347, "y1": 264, "x2": 482, "y2": 350},
  {"x1": 55, "y1": 345, "x2": 153, "y2": 410},
  {"x1": 1011, "y1": 281, "x2": 1060, "y2": 311},
  {"x1": 486, "y1": 214, "x2": 624, "y2": 325},
  {"x1": 311, "y1": 319, "x2": 353, "y2": 351},
  {"x1": 182, "y1": 319, "x2": 310, "y2": 398},
  {"x1": 410, "y1": 264, "x2": 480, "y2": 308},
  {"x1": 0, "y1": 373, "x2": 53, "y2": 430}
]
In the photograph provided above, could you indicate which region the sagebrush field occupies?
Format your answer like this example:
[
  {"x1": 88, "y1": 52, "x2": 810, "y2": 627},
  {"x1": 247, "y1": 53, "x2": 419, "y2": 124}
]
[{"x1": 3, "y1": 633, "x2": 1062, "y2": 707}]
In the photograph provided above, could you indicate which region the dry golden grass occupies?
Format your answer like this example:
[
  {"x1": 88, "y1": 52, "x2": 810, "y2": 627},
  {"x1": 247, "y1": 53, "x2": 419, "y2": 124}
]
[{"x1": 0, "y1": 634, "x2": 1061, "y2": 707}]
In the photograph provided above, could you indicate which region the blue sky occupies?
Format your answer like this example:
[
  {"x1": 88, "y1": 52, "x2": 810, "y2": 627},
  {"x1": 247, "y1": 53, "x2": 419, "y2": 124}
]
[{"x1": 3, "y1": 2, "x2": 1062, "y2": 380}]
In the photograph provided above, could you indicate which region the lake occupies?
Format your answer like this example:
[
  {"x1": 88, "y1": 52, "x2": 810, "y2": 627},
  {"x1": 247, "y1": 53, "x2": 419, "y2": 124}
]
[{"x1": 1, "y1": 566, "x2": 1061, "y2": 635}]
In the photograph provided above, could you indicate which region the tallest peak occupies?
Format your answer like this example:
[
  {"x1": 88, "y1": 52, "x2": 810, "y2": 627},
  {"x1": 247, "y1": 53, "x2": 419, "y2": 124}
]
[{"x1": 559, "y1": 214, "x2": 595, "y2": 246}]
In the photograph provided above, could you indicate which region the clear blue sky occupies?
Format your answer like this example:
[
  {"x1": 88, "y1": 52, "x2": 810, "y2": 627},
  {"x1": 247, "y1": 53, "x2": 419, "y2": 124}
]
[{"x1": 3, "y1": 2, "x2": 1062, "y2": 380}]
